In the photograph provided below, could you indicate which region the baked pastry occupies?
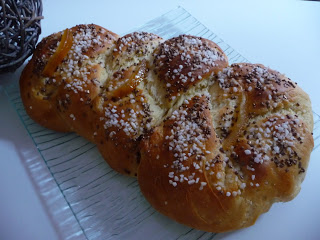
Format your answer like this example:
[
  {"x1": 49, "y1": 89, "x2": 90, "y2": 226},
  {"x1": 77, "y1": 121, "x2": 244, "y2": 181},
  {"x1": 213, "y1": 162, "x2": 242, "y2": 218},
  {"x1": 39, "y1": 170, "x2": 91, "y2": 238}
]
[{"x1": 20, "y1": 24, "x2": 314, "y2": 232}]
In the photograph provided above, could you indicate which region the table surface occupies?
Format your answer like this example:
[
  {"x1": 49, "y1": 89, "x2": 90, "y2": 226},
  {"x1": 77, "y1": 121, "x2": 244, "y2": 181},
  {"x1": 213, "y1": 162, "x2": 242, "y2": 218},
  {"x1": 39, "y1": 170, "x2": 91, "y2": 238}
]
[{"x1": 1, "y1": 0, "x2": 320, "y2": 239}]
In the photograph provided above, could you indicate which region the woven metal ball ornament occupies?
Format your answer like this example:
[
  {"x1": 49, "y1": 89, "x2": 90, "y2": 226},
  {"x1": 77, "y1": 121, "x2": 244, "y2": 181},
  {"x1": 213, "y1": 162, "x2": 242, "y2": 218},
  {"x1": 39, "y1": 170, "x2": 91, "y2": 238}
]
[{"x1": 0, "y1": 0, "x2": 43, "y2": 73}]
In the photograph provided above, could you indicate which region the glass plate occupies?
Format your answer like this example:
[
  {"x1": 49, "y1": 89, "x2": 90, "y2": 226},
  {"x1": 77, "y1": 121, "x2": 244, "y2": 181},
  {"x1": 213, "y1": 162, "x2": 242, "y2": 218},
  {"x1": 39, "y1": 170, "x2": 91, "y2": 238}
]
[{"x1": 4, "y1": 6, "x2": 320, "y2": 240}]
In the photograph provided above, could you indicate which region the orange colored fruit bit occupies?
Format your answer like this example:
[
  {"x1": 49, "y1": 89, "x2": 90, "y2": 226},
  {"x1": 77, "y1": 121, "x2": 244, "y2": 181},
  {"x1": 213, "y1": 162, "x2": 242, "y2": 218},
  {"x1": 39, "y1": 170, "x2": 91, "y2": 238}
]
[
  {"x1": 112, "y1": 61, "x2": 147, "y2": 98},
  {"x1": 43, "y1": 28, "x2": 73, "y2": 77}
]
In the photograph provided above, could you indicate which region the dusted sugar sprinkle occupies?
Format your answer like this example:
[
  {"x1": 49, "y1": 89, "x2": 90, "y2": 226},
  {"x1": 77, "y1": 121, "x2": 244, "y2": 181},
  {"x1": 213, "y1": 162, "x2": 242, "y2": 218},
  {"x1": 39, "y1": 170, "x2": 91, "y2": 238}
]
[
  {"x1": 48, "y1": 25, "x2": 117, "y2": 96},
  {"x1": 115, "y1": 32, "x2": 160, "y2": 55},
  {"x1": 113, "y1": 32, "x2": 161, "y2": 70},
  {"x1": 217, "y1": 67, "x2": 239, "y2": 91},
  {"x1": 244, "y1": 114, "x2": 305, "y2": 172},
  {"x1": 61, "y1": 26, "x2": 107, "y2": 93},
  {"x1": 154, "y1": 35, "x2": 226, "y2": 100},
  {"x1": 217, "y1": 64, "x2": 297, "y2": 111},
  {"x1": 163, "y1": 95, "x2": 249, "y2": 193},
  {"x1": 164, "y1": 95, "x2": 213, "y2": 190},
  {"x1": 102, "y1": 94, "x2": 152, "y2": 139}
]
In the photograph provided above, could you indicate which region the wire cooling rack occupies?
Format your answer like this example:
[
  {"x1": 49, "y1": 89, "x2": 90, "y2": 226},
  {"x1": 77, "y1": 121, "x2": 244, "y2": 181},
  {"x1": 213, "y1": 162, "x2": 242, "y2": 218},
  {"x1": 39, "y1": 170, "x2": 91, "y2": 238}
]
[{"x1": 4, "y1": 6, "x2": 320, "y2": 240}]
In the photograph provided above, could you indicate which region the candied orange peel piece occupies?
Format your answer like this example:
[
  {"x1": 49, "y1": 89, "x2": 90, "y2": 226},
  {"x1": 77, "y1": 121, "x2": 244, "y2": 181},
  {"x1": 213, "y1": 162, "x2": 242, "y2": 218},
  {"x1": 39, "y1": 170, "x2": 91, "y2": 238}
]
[
  {"x1": 43, "y1": 28, "x2": 73, "y2": 77},
  {"x1": 111, "y1": 61, "x2": 147, "y2": 98}
]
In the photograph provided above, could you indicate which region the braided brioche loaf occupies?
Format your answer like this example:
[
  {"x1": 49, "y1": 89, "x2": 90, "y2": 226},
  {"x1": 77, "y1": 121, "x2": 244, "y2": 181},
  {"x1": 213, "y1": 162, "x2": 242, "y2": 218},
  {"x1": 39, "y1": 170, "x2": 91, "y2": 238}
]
[{"x1": 20, "y1": 24, "x2": 314, "y2": 232}]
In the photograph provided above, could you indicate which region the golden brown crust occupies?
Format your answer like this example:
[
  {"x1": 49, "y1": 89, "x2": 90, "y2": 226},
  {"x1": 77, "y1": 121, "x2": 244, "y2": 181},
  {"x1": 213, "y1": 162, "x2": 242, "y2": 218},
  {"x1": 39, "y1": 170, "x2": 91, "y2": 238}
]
[{"x1": 20, "y1": 24, "x2": 314, "y2": 232}]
